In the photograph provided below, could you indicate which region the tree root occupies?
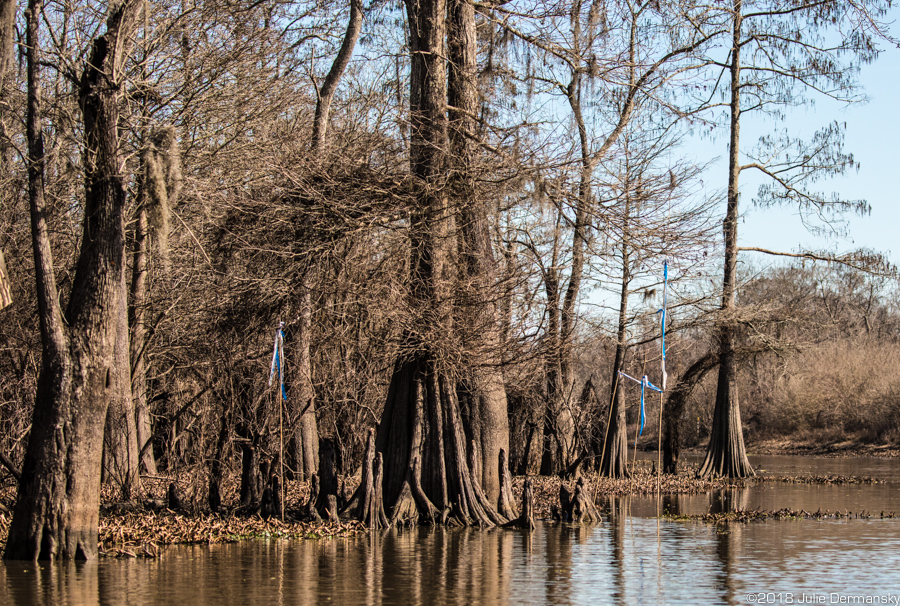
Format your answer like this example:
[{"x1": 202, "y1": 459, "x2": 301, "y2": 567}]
[
  {"x1": 503, "y1": 477, "x2": 535, "y2": 530},
  {"x1": 556, "y1": 477, "x2": 602, "y2": 523},
  {"x1": 498, "y1": 449, "x2": 518, "y2": 520}
]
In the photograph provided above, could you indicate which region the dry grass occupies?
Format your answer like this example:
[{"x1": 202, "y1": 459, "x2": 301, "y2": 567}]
[{"x1": 762, "y1": 339, "x2": 900, "y2": 443}]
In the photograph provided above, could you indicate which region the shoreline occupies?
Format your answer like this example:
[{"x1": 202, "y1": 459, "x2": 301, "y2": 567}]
[
  {"x1": 0, "y1": 446, "x2": 897, "y2": 558},
  {"x1": 745, "y1": 438, "x2": 900, "y2": 458},
  {"x1": 631, "y1": 438, "x2": 900, "y2": 459}
]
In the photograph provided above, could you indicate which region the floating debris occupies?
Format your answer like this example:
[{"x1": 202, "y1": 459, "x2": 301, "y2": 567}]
[
  {"x1": 759, "y1": 474, "x2": 884, "y2": 485},
  {"x1": 0, "y1": 459, "x2": 897, "y2": 559},
  {"x1": 667, "y1": 508, "x2": 897, "y2": 524},
  {"x1": 98, "y1": 512, "x2": 366, "y2": 558}
]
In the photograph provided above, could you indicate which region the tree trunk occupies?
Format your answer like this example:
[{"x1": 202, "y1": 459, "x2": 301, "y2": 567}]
[
  {"x1": 5, "y1": 0, "x2": 142, "y2": 561},
  {"x1": 699, "y1": 0, "x2": 753, "y2": 479},
  {"x1": 601, "y1": 373, "x2": 629, "y2": 478},
  {"x1": 662, "y1": 353, "x2": 717, "y2": 474},
  {"x1": 377, "y1": 356, "x2": 505, "y2": 527},
  {"x1": 565, "y1": 477, "x2": 601, "y2": 523},
  {"x1": 130, "y1": 205, "x2": 157, "y2": 475},
  {"x1": 540, "y1": 266, "x2": 565, "y2": 476},
  {"x1": 345, "y1": 429, "x2": 390, "y2": 528},
  {"x1": 294, "y1": 287, "x2": 319, "y2": 480},
  {"x1": 447, "y1": 0, "x2": 509, "y2": 505},
  {"x1": 208, "y1": 405, "x2": 230, "y2": 512},
  {"x1": 374, "y1": 0, "x2": 504, "y2": 528},
  {"x1": 0, "y1": 0, "x2": 14, "y2": 92},
  {"x1": 502, "y1": 477, "x2": 534, "y2": 530},
  {"x1": 310, "y1": 0, "x2": 364, "y2": 153},
  {"x1": 102, "y1": 281, "x2": 141, "y2": 500},
  {"x1": 497, "y1": 448, "x2": 517, "y2": 520},
  {"x1": 238, "y1": 443, "x2": 260, "y2": 509},
  {"x1": 314, "y1": 438, "x2": 339, "y2": 518},
  {"x1": 238, "y1": 428, "x2": 260, "y2": 509},
  {"x1": 0, "y1": 0, "x2": 16, "y2": 166},
  {"x1": 556, "y1": 71, "x2": 595, "y2": 473},
  {"x1": 518, "y1": 415, "x2": 542, "y2": 476},
  {"x1": 130, "y1": 125, "x2": 179, "y2": 476},
  {"x1": 601, "y1": 244, "x2": 632, "y2": 478}
]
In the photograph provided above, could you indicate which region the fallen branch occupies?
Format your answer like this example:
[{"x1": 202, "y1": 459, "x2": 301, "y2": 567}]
[{"x1": 0, "y1": 450, "x2": 21, "y2": 481}]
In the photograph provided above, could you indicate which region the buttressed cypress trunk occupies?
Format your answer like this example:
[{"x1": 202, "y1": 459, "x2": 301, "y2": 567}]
[
  {"x1": 601, "y1": 222, "x2": 632, "y2": 478},
  {"x1": 5, "y1": 0, "x2": 142, "y2": 561},
  {"x1": 447, "y1": 0, "x2": 509, "y2": 504},
  {"x1": 374, "y1": 0, "x2": 504, "y2": 527},
  {"x1": 699, "y1": 0, "x2": 753, "y2": 479}
]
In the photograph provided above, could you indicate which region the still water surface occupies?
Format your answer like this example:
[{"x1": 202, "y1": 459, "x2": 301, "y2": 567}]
[{"x1": 2, "y1": 455, "x2": 899, "y2": 606}]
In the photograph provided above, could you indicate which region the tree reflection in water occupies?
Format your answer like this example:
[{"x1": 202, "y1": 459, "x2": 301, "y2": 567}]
[{"x1": 4, "y1": 480, "x2": 900, "y2": 606}]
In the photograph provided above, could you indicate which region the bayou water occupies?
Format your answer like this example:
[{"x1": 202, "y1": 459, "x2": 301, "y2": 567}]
[{"x1": 3, "y1": 454, "x2": 899, "y2": 605}]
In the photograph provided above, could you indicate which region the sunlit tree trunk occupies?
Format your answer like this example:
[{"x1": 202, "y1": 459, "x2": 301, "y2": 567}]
[
  {"x1": 5, "y1": 0, "x2": 142, "y2": 560},
  {"x1": 448, "y1": 0, "x2": 509, "y2": 504},
  {"x1": 374, "y1": 0, "x2": 503, "y2": 526},
  {"x1": 601, "y1": 246, "x2": 631, "y2": 478},
  {"x1": 102, "y1": 270, "x2": 141, "y2": 499},
  {"x1": 0, "y1": 0, "x2": 17, "y2": 170},
  {"x1": 291, "y1": 285, "x2": 319, "y2": 480},
  {"x1": 129, "y1": 204, "x2": 157, "y2": 475},
  {"x1": 311, "y1": 0, "x2": 363, "y2": 153},
  {"x1": 699, "y1": 0, "x2": 753, "y2": 479}
]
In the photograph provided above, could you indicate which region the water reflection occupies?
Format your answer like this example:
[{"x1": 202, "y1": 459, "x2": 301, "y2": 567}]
[
  {"x1": 3, "y1": 517, "x2": 900, "y2": 606},
  {"x1": 3, "y1": 456, "x2": 900, "y2": 605},
  {"x1": 714, "y1": 513, "x2": 744, "y2": 605},
  {"x1": 607, "y1": 495, "x2": 627, "y2": 604},
  {"x1": 709, "y1": 486, "x2": 751, "y2": 514},
  {"x1": 3, "y1": 561, "x2": 99, "y2": 606}
]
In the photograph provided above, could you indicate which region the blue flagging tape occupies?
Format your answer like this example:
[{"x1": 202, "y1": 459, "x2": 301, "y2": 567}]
[
  {"x1": 269, "y1": 324, "x2": 287, "y2": 401},
  {"x1": 639, "y1": 377, "x2": 645, "y2": 442},
  {"x1": 657, "y1": 260, "x2": 668, "y2": 390},
  {"x1": 619, "y1": 370, "x2": 641, "y2": 385}
]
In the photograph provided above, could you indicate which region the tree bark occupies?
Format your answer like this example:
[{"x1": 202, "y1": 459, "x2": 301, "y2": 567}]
[
  {"x1": 5, "y1": 0, "x2": 142, "y2": 561},
  {"x1": 568, "y1": 477, "x2": 602, "y2": 523},
  {"x1": 554, "y1": 71, "x2": 594, "y2": 473},
  {"x1": 540, "y1": 261, "x2": 565, "y2": 476},
  {"x1": 377, "y1": 357, "x2": 505, "y2": 527},
  {"x1": 346, "y1": 429, "x2": 390, "y2": 528},
  {"x1": 502, "y1": 477, "x2": 534, "y2": 530},
  {"x1": 600, "y1": 374, "x2": 629, "y2": 478},
  {"x1": 497, "y1": 448, "x2": 518, "y2": 520},
  {"x1": 238, "y1": 433, "x2": 261, "y2": 509},
  {"x1": 447, "y1": 0, "x2": 509, "y2": 504},
  {"x1": 375, "y1": 0, "x2": 504, "y2": 528},
  {"x1": 0, "y1": 0, "x2": 16, "y2": 166},
  {"x1": 314, "y1": 438, "x2": 339, "y2": 518},
  {"x1": 662, "y1": 353, "x2": 717, "y2": 474},
  {"x1": 601, "y1": 233, "x2": 632, "y2": 478},
  {"x1": 102, "y1": 280, "x2": 141, "y2": 499},
  {"x1": 699, "y1": 0, "x2": 753, "y2": 479},
  {"x1": 130, "y1": 204, "x2": 158, "y2": 475},
  {"x1": 0, "y1": 0, "x2": 14, "y2": 92},
  {"x1": 294, "y1": 287, "x2": 319, "y2": 480},
  {"x1": 310, "y1": 0, "x2": 364, "y2": 152}
]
